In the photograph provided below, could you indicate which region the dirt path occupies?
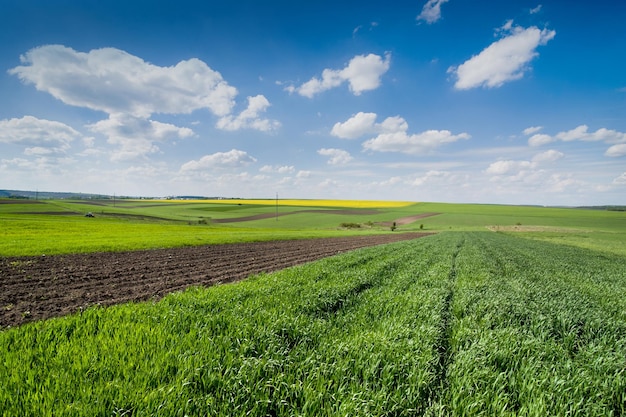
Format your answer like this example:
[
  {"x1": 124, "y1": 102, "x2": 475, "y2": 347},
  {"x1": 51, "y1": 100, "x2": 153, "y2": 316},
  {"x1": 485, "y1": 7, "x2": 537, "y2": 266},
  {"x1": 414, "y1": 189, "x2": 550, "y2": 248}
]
[
  {"x1": 0, "y1": 233, "x2": 432, "y2": 328},
  {"x1": 377, "y1": 212, "x2": 441, "y2": 227}
]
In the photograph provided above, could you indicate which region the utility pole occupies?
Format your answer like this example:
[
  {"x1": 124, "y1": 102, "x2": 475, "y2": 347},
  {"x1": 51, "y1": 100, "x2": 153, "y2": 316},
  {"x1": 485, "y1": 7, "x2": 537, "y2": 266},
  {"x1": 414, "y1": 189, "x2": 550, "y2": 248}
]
[{"x1": 275, "y1": 192, "x2": 278, "y2": 221}]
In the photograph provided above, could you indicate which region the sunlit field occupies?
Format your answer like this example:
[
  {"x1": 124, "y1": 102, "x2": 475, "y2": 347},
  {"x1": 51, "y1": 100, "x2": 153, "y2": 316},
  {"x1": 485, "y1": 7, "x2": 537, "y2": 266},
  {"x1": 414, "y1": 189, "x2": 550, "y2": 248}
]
[
  {"x1": 2, "y1": 231, "x2": 625, "y2": 415},
  {"x1": 1, "y1": 198, "x2": 625, "y2": 256},
  {"x1": 1, "y1": 198, "x2": 625, "y2": 415}
]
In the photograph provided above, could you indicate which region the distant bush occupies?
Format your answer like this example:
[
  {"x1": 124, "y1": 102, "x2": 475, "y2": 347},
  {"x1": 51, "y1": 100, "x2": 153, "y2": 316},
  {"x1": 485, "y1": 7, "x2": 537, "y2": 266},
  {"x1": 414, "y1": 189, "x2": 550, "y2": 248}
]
[{"x1": 340, "y1": 222, "x2": 361, "y2": 229}]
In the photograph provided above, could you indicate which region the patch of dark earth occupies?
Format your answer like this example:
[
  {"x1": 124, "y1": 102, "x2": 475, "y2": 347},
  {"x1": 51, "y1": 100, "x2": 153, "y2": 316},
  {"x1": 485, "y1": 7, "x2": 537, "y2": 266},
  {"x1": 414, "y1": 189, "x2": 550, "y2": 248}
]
[{"x1": 0, "y1": 232, "x2": 433, "y2": 329}]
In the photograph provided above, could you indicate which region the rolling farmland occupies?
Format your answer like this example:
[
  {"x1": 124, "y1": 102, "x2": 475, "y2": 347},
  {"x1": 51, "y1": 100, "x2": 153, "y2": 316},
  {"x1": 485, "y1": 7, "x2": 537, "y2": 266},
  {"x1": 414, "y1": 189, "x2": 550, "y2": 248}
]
[{"x1": 1, "y1": 199, "x2": 625, "y2": 415}]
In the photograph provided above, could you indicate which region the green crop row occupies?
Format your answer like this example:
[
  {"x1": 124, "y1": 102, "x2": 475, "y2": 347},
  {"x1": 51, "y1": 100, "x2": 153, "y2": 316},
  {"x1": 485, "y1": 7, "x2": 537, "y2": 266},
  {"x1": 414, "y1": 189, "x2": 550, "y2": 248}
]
[
  {"x1": 1, "y1": 232, "x2": 625, "y2": 416},
  {"x1": 440, "y1": 232, "x2": 626, "y2": 416}
]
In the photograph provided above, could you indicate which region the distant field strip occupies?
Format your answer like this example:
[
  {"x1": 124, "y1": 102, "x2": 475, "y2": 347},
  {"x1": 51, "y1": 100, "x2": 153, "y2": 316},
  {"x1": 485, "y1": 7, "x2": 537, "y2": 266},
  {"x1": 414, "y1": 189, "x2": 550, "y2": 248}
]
[
  {"x1": 1, "y1": 232, "x2": 625, "y2": 415},
  {"x1": 157, "y1": 198, "x2": 415, "y2": 208},
  {"x1": 211, "y1": 209, "x2": 380, "y2": 223}
]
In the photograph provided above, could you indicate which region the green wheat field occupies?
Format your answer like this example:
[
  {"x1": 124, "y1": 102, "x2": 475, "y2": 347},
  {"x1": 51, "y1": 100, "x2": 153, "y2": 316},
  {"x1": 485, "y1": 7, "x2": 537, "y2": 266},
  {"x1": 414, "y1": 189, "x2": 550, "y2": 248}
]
[{"x1": 1, "y1": 198, "x2": 625, "y2": 416}]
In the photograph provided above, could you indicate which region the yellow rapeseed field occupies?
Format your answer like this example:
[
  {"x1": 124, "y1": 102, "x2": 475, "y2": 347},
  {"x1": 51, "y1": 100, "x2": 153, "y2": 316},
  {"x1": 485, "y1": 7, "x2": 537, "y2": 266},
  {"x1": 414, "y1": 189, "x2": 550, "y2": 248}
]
[{"x1": 163, "y1": 199, "x2": 415, "y2": 209}]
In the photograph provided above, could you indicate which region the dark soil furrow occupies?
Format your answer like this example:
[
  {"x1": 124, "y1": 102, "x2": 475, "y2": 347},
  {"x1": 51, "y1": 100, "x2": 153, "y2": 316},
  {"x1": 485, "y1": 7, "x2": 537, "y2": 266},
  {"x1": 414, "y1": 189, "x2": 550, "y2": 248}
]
[{"x1": 0, "y1": 233, "x2": 432, "y2": 328}]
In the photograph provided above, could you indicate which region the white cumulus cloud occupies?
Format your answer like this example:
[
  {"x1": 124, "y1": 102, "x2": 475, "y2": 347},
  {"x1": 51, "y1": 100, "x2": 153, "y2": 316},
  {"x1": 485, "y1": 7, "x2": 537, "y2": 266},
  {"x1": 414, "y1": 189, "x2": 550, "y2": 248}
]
[
  {"x1": 331, "y1": 112, "x2": 379, "y2": 139},
  {"x1": 417, "y1": 0, "x2": 449, "y2": 24},
  {"x1": 332, "y1": 112, "x2": 469, "y2": 155},
  {"x1": 260, "y1": 165, "x2": 295, "y2": 174},
  {"x1": 450, "y1": 22, "x2": 555, "y2": 90},
  {"x1": 88, "y1": 114, "x2": 194, "y2": 161},
  {"x1": 528, "y1": 133, "x2": 554, "y2": 147},
  {"x1": 288, "y1": 53, "x2": 391, "y2": 98},
  {"x1": 523, "y1": 126, "x2": 543, "y2": 135},
  {"x1": 527, "y1": 125, "x2": 626, "y2": 156},
  {"x1": 410, "y1": 170, "x2": 457, "y2": 186},
  {"x1": 9, "y1": 45, "x2": 279, "y2": 141},
  {"x1": 180, "y1": 149, "x2": 257, "y2": 172},
  {"x1": 331, "y1": 112, "x2": 411, "y2": 140},
  {"x1": 486, "y1": 149, "x2": 563, "y2": 176},
  {"x1": 486, "y1": 160, "x2": 535, "y2": 175},
  {"x1": 0, "y1": 115, "x2": 82, "y2": 151},
  {"x1": 613, "y1": 172, "x2": 626, "y2": 184},
  {"x1": 606, "y1": 144, "x2": 626, "y2": 157},
  {"x1": 364, "y1": 130, "x2": 470, "y2": 155},
  {"x1": 0, "y1": 115, "x2": 91, "y2": 159},
  {"x1": 317, "y1": 148, "x2": 353, "y2": 165},
  {"x1": 216, "y1": 95, "x2": 280, "y2": 132},
  {"x1": 555, "y1": 125, "x2": 626, "y2": 143},
  {"x1": 532, "y1": 149, "x2": 564, "y2": 163},
  {"x1": 9, "y1": 45, "x2": 238, "y2": 118}
]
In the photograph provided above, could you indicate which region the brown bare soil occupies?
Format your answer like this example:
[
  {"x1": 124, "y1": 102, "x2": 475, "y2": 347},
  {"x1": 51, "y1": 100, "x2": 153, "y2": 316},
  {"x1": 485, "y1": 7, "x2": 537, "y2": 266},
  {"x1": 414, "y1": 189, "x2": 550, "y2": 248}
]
[
  {"x1": 212, "y1": 209, "x2": 380, "y2": 223},
  {"x1": 0, "y1": 233, "x2": 432, "y2": 329},
  {"x1": 378, "y1": 212, "x2": 441, "y2": 226}
]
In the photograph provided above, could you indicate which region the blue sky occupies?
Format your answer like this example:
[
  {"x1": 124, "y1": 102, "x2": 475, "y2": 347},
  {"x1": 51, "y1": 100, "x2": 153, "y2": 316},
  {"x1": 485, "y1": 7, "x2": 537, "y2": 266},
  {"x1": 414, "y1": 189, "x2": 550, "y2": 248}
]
[{"x1": 1, "y1": 0, "x2": 625, "y2": 205}]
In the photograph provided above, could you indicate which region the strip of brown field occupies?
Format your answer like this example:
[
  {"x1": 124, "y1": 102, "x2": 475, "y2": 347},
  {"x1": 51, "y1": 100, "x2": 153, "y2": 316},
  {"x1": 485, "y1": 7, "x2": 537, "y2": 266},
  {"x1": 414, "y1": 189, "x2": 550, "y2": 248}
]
[
  {"x1": 212, "y1": 209, "x2": 380, "y2": 223},
  {"x1": 377, "y1": 212, "x2": 441, "y2": 226},
  {"x1": 0, "y1": 232, "x2": 432, "y2": 329}
]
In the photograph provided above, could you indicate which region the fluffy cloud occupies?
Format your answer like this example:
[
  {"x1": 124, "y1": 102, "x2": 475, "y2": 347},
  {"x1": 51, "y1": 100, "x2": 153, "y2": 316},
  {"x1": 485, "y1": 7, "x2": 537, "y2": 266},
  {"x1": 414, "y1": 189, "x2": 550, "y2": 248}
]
[
  {"x1": 10, "y1": 45, "x2": 279, "y2": 143},
  {"x1": 416, "y1": 0, "x2": 449, "y2": 24},
  {"x1": 180, "y1": 149, "x2": 257, "y2": 172},
  {"x1": 332, "y1": 112, "x2": 469, "y2": 155},
  {"x1": 528, "y1": 133, "x2": 553, "y2": 147},
  {"x1": 216, "y1": 95, "x2": 280, "y2": 132},
  {"x1": 287, "y1": 53, "x2": 391, "y2": 98},
  {"x1": 555, "y1": 125, "x2": 626, "y2": 143},
  {"x1": 0, "y1": 115, "x2": 87, "y2": 158},
  {"x1": 410, "y1": 170, "x2": 458, "y2": 186},
  {"x1": 450, "y1": 22, "x2": 555, "y2": 90},
  {"x1": 486, "y1": 149, "x2": 563, "y2": 176},
  {"x1": 9, "y1": 45, "x2": 238, "y2": 118},
  {"x1": 317, "y1": 148, "x2": 353, "y2": 165},
  {"x1": 331, "y1": 112, "x2": 378, "y2": 139},
  {"x1": 331, "y1": 112, "x2": 409, "y2": 140},
  {"x1": 485, "y1": 160, "x2": 535, "y2": 175},
  {"x1": 0, "y1": 115, "x2": 82, "y2": 150},
  {"x1": 606, "y1": 144, "x2": 626, "y2": 157},
  {"x1": 364, "y1": 130, "x2": 470, "y2": 155},
  {"x1": 260, "y1": 165, "x2": 295, "y2": 174},
  {"x1": 523, "y1": 126, "x2": 543, "y2": 135},
  {"x1": 88, "y1": 114, "x2": 194, "y2": 161},
  {"x1": 532, "y1": 149, "x2": 564, "y2": 163},
  {"x1": 526, "y1": 125, "x2": 626, "y2": 156},
  {"x1": 613, "y1": 172, "x2": 626, "y2": 185}
]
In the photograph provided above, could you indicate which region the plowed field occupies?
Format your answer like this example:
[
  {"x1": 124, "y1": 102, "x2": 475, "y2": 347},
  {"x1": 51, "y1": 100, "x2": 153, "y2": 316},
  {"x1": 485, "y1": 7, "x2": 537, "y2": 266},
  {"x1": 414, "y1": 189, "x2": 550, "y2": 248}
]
[{"x1": 1, "y1": 233, "x2": 431, "y2": 328}]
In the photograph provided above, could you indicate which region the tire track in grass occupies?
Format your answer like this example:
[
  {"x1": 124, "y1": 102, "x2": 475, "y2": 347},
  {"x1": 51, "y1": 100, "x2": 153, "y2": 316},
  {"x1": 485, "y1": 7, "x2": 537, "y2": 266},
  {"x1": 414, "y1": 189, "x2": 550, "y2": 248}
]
[{"x1": 430, "y1": 236, "x2": 465, "y2": 408}]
